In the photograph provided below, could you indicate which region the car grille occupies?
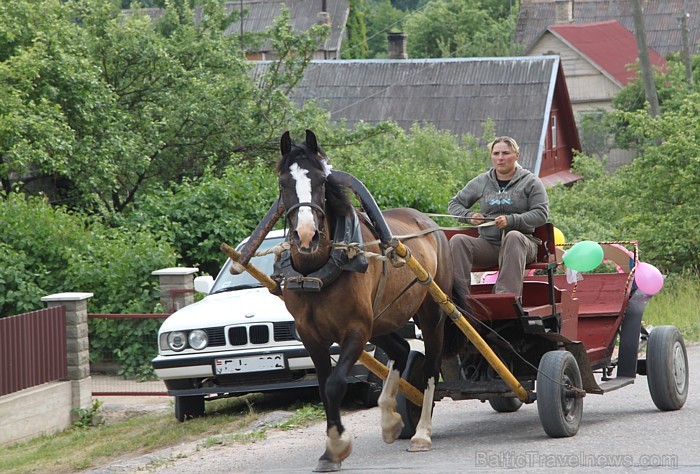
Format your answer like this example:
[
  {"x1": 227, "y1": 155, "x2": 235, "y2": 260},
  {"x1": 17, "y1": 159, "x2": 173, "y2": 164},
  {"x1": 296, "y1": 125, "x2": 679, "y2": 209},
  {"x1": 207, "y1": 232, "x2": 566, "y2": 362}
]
[
  {"x1": 204, "y1": 327, "x2": 226, "y2": 346},
  {"x1": 228, "y1": 321, "x2": 297, "y2": 346}
]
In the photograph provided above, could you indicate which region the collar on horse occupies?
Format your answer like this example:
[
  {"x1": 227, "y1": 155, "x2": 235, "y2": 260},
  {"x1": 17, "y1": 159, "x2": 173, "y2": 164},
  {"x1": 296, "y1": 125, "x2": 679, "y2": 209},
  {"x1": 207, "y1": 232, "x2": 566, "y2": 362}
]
[{"x1": 273, "y1": 210, "x2": 369, "y2": 292}]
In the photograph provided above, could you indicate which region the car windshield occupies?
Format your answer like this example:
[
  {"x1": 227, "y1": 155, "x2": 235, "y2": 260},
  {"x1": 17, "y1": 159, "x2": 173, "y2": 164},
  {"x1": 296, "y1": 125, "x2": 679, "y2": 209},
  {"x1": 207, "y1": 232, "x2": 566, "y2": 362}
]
[{"x1": 210, "y1": 235, "x2": 286, "y2": 294}]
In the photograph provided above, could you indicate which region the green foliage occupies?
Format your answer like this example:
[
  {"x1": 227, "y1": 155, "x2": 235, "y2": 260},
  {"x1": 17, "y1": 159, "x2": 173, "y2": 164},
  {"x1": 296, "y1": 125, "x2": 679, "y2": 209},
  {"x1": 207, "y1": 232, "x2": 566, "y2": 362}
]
[
  {"x1": 644, "y1": 272, "x2": 700, "y2": 340},
  {"x1": 120, "y1": 162, "x2": 279, "y2": 276},
  {"x1": 609, "y1": 54, "x2": 700, "y2": 148},
  {"x1": 89, "y1": 318, "x2": 162, "y2": 379},
  {"x1": 0, "y1": 0, "x2": 328, "y2": 213},
  {"x1": 404, "y1": 0, "x2": 519, "y2": 58},
  {"x1": 71, "y1": 399, "x2": 104, "y2": 429},
  {"x1": 323, "y1": 122, "x2": 487, "y2": 214},
  {"x1": 342, "y1": 0, "x2": 369, "y2": 59},
  {"x1": 363, "y1": 0, "x2": 406, "y2": 58},
  {"x1": 0, "y1": 193, "x2": 176, "y2": 376}
]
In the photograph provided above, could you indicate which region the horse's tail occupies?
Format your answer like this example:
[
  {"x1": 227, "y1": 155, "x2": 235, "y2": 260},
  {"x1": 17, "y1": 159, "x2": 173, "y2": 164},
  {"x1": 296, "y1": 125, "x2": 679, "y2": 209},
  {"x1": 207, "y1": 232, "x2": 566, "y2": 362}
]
[{"x1": 442, "y1": 276, "x2": 471, "y2": 358}]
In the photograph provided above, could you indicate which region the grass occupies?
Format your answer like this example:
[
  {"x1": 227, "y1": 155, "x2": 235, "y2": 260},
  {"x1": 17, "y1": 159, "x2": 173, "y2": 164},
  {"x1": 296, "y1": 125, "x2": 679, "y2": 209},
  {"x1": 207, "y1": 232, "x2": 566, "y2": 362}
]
[
  {"x1": 643, "y1": 271, "x2": 700, "y2": 341},
  {"x1": 0, "y1": 393, "x2": 325, "y2": 474}
]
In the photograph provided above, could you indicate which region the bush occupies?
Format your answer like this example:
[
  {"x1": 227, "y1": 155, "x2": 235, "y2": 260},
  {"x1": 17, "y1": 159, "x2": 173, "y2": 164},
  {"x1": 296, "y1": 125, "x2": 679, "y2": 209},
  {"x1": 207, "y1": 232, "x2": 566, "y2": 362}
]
[
  {"x1": 120, "y1": 161, "x2": 279, "y2": 276},
  {"x1": 0, "y1": 192, "x2": 176, "y2": 376}
]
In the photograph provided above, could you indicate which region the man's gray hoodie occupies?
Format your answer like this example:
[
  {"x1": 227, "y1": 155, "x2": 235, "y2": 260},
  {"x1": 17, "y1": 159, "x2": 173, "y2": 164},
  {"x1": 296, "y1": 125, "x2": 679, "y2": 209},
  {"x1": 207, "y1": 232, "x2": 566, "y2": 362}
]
[{"x1": 448, "y1": 164, "x2": 548, "y2": 245}]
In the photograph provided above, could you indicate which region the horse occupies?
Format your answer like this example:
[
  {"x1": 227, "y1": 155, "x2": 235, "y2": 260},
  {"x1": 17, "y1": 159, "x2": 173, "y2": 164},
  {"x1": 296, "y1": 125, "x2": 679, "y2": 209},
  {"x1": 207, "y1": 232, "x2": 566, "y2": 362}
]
[{"x1": 275, "y1": 129, "x2": 456, "y2": 472}]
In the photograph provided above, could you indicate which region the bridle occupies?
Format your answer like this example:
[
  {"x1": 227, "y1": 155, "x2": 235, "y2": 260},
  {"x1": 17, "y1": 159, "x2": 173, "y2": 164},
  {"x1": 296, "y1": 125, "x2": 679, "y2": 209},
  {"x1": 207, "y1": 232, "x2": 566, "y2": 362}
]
[{"x1": 284, "y1": 201, "x2": 326, "y2": 220}]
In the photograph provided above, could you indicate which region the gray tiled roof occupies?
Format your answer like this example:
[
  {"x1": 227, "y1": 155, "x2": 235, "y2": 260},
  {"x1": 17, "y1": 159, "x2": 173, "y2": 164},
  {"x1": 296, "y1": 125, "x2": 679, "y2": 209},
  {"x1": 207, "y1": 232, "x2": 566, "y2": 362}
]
[
  {"x1": 515, "y1": 0, "x2": 700, "y2": 56},
  {"x1": 123, "y1": 1, "x2": 349, "y2": 54},
  {"x1": 287, "y1": 57, "x2": 565, "y2": 173}
]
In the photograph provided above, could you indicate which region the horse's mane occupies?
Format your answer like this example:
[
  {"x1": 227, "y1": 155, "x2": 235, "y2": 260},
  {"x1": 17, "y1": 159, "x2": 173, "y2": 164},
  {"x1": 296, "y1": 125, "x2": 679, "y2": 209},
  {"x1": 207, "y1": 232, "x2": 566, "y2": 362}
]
[{"x1": 276, "y1": 141, "x2": 354, "y2": 218}]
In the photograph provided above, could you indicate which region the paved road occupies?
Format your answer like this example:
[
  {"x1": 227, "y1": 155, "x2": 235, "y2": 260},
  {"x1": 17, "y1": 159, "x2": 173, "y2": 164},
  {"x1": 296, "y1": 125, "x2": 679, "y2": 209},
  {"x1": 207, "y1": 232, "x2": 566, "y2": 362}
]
[{"x1": 94, "y1": 343, "x2": 699, "y2": 474}]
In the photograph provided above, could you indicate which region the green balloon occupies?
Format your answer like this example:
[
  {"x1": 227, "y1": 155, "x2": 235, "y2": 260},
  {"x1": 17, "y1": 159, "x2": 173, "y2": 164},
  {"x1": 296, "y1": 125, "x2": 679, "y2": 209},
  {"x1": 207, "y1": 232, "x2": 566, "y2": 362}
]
[{"x1": 563, "y1": 240, "x2": 604, "y2": 272}]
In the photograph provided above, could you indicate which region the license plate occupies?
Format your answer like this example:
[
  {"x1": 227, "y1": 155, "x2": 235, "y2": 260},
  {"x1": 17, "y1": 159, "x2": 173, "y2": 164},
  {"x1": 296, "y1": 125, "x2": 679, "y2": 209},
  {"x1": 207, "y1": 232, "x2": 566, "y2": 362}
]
[{"x1": 215, "y1": 354, "x2": 285, "y2": 374}]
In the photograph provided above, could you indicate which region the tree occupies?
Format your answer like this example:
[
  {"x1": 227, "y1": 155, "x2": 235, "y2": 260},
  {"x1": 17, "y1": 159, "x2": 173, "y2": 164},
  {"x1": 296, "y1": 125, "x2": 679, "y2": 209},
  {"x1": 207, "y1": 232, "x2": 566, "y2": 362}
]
[
  {"x1": 342, "y1": 0, "x2": 369, "y2": 59},
  {"x1": 403, "y1": 0, "x2": 518, "y2": 58},
  {"x1": 363, "y1": 0, "x2": 406, "y2": 58},
  {"x1": 0, "y1": 0, "x2": 329, "y2": 214}
]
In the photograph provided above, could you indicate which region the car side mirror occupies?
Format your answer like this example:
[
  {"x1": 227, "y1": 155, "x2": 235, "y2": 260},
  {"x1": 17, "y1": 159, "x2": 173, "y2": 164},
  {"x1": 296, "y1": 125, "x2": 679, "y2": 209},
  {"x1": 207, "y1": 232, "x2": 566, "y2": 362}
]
[{"x1": 194, "y1": 276, "x2": 214, "y2": 295}]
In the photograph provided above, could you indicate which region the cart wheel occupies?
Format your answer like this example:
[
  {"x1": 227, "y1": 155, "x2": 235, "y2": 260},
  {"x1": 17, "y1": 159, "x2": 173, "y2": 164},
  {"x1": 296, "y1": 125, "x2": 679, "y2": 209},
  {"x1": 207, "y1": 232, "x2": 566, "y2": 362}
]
[
  {"x1": 536, "y1": 351, "x2": 583, "y2": 437},
  {"x1": 396, "y1": 350, "x2": 428, "y2": 439},
  {"x1": 174, "y1": 395, "x2": 205, "y2": 422},
  {"x1": 488, "y1": 397, "x2": 523, "y2": 413},
  {"x1": 646, "y1": 326, "x2": 688, "y2": 411}
]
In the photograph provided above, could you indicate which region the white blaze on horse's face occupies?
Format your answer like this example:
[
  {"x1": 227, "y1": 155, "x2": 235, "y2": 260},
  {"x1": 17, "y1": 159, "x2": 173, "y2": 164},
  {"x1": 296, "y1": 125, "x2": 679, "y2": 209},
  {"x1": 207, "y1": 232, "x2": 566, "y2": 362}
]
[{"x1": 289, "y1": 162, "x2": 317, "y2": 251}]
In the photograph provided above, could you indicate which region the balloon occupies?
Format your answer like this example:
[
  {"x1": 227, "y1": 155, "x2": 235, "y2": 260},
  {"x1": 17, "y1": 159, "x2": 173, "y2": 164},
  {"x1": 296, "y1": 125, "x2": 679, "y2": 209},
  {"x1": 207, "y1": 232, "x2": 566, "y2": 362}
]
[
  {"x1": 635, "y1": 262, "x2": 664, "y2": 295},
  {"x1": 553, "y1": 227, "x2": 566, "y2": 246},
  {"x1": 481, "y1": 272, "x2": 498, "y2": 284},
  {"x1": 563, "y1": 240, "x2": 604, "y2": 272}
]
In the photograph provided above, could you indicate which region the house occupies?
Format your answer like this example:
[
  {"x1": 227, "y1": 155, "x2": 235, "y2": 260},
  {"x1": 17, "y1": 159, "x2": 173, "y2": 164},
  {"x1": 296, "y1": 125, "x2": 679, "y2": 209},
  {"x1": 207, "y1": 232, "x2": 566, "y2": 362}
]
[
  {"x1": 288, "y1": 56, "x2": 582, "y2": 186},
  {"x1": 123, "y1": 0, "x2": 350, "y2": 60},
  {"x1": 515, "y1": 0, "x2": 700, "y2": 57},
  {"x1": 525, "y1": 20, "x2": 669, "y2": 115}
]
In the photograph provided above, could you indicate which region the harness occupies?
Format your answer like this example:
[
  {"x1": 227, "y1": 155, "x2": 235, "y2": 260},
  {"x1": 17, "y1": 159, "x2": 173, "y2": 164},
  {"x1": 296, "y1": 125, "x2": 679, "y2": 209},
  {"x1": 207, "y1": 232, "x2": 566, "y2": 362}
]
[{"x1": 273, "y1": 210, "x2": 368, "y2": 292}]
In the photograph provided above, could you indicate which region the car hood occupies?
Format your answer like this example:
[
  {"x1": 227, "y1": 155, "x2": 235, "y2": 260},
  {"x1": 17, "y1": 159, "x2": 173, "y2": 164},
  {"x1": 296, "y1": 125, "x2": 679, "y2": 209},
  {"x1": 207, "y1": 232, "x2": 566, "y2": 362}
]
[{"x1": 158, "y1": 288, "x2": 292, "y2": 333}]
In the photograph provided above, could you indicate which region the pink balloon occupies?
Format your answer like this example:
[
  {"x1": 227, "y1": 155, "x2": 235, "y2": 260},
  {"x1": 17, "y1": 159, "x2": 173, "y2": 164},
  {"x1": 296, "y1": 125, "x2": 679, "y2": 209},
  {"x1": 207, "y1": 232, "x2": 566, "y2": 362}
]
[
  {"x1": 481, "y1": 272, "x2": 498, "y2": 284},
  {"x1": 635, "y1": 262, "x2": 664, "y2": 295}
]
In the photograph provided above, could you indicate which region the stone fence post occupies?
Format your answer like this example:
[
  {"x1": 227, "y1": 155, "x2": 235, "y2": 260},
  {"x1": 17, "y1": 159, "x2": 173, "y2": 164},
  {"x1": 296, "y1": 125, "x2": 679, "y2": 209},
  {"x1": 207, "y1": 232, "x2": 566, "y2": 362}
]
[
  {"x1": 151, "y1": 267, "x2": 199, "y2": 313},
  {"x1": 41, "y1": 292, "x2": 94, "y2": 417}
]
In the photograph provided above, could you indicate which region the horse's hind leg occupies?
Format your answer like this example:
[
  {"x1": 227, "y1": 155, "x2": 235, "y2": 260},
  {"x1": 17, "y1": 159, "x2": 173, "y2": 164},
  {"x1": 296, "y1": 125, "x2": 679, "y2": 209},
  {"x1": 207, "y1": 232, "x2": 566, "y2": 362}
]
[
  {"x1": 378, "y1": 359, "x2": 404, "y2": 444},
  {"x1": 407, "y1": 304, "x2": 444, "y2": 452},
  {"x1": 408, "y1": 377, "x2": 436, "y2": 451}
]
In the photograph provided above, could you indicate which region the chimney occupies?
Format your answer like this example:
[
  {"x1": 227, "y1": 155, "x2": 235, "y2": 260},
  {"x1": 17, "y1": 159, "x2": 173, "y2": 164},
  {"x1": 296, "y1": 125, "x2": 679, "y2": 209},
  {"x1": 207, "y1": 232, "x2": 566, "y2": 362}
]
[
  {"x1": 387, "y1": 32, "x2": 408, "y2": 59},
  {"x1": 555, "y1": 0, "x2": 573, "y2": 24},
  {"x1": 317, "y1": 0, "x2": 331, "y2": 25}
]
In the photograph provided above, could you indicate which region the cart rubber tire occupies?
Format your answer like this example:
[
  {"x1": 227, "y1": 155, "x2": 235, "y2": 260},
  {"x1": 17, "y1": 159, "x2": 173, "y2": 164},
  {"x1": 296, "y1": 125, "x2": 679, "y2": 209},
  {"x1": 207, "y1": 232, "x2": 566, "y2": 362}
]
[
  {"x1": 646, "y1": 326, "x2": 688, "y2": 411},
  {"x1": 536, "y1": 350, "x2": 583, "y2": 438},
  {"x1": 396, "y1": 350, "x2": 428, "y2": 440},
  {"x1": 354, "y1": 348, "x2": 389, "y2": 408},
  {"x1": 488, "y1": 397, "x2": 523, "y2": 413},
  {"x1": 175, "y1": 395, "x2": 205, "y2": 422}
]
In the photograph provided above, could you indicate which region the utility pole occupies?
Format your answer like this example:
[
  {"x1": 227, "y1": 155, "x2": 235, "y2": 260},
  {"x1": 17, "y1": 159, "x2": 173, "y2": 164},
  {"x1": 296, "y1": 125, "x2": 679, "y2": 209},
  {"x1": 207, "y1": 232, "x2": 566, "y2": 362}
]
[
  {"x1": 679, "y1": 8, "x2": 694, "y2": 89},
  {"x1": 630, "y1": 0, "x2": 660, "y2": 117}
]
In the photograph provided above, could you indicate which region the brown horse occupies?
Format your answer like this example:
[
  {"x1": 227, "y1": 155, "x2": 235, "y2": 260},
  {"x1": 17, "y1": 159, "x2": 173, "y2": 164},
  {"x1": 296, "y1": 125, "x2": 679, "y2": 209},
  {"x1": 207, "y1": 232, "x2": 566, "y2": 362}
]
[{"x1": 275, "y1": 130, "x2": 454, "y2": 472}]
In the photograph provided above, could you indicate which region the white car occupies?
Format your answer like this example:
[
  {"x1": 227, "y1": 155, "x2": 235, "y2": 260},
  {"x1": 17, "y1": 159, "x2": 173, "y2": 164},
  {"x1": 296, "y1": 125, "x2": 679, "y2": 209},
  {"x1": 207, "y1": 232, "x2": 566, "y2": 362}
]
[{"x1": 152, "y1": 229, "x2": 387, "y2": 421}]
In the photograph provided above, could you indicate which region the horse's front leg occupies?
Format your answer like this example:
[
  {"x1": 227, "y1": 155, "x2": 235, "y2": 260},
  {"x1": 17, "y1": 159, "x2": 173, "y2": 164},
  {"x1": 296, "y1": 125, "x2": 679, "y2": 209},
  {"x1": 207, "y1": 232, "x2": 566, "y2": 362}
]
[
  {"x1": 378, "y1": 359, "x2": 404, "y2": 444},
  {"x1": 312, "y1": 333, "x2": 365, "y2": 472}
]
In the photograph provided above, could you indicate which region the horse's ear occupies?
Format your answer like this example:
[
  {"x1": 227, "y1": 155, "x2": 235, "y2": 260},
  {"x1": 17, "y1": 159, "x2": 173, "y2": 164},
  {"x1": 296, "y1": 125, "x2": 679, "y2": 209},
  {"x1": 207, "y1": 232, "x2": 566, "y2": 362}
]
[
  {"x1": 305, "y1": 129, "x2": 318, "y2": 153},
  {"x1": 281, "y1": 131, "x2": 293, "y2": 155}
]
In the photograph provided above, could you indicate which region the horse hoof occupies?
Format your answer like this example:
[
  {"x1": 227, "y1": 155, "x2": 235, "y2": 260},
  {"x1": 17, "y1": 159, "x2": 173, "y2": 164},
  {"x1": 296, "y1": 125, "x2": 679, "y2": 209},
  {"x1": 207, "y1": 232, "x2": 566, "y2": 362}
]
[
  {"x1": 407, "y1": 438, "x2": 432, "y2": 452},
  {"x1": 381, "y1": 413, "x2": 404, "y2": 444},
  {"x1": 314, "y1": 460, "x2": 342, "y2": 472}
]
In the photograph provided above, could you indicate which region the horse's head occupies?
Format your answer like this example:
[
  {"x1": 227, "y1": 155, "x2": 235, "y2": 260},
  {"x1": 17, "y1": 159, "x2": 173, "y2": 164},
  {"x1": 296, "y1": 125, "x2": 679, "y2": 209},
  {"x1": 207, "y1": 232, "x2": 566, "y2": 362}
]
[{"x1": 276, "y1": 130, "x2": 337, "y2": 254}]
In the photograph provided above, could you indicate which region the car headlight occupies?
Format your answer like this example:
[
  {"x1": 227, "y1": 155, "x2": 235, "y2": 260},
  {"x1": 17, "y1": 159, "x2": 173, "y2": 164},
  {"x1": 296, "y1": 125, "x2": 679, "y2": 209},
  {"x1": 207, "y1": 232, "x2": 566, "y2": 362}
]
[
  {"x1": 188, "y1": 329, "x2": 208, "y2": 350},
  {"x1": 167, "y1": 331, "x2": 188, "y2": 352}
]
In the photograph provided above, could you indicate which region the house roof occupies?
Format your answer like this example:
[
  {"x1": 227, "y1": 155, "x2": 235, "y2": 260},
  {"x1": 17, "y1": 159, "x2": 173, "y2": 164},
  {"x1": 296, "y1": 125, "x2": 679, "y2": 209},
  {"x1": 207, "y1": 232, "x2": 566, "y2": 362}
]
[
  {"x1": 122, "y1": 1, "x2": 349, "y2": 55},
  {"x1": 535, "y1": 20, "x2": 668, "y2": 86},
  {"x1": 515, "y1": 0, "x2": 700, "y2": 57},
  {"x1": 286, "y1": 56, "x2": 580, "y2": 175}
]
